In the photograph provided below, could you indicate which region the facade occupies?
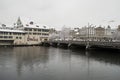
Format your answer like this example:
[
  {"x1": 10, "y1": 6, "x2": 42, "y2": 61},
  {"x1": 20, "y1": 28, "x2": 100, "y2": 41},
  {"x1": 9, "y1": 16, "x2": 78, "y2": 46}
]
[
  {"x1": 48, "y1": 25, "x2": 118, "y2": 42},
  {"x1": 94, "y1": 26, "x2": 105, "y2": 41},
  {"x1": 70, "y1": 28, "x2": 80, "y2": 40},
  {"x1": 60, "y1": 27, "x2": 71, "y2": 40},
  {"x1": 80, "y1": 27, "x2": 95, "y2": 40},
  {"x1": 68, "y1": 26, "x2": 114, "y2": 41},
  {"x1": 49, "y1": 28, "x2": 60, "y2": 41},
  {"x1": 70, "y1": 27, "x2": 95, "y2": 41},
  {"x1": 0, "y1": 18, "x2": 49, "y2": 46},
  {"x1": 95, "y1": 27, "x2": 105, "y2": 38},
  {"x1": 104, "y1": 25, "x2": 114, "y2": 38},
  {"x1": 112, "y1": 25, "x2": 120, "y2": 40}
]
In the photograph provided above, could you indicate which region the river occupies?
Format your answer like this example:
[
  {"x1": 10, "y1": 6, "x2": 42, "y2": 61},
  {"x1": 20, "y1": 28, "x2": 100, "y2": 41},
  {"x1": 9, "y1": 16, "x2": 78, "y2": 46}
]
[{"x1": 0, "y1": 46, "x2": 120, "y2": 80}]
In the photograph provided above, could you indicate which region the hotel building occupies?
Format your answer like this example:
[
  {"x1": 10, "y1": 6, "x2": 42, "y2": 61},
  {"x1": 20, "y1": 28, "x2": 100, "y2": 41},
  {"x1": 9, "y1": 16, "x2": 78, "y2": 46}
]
[{"x1": 0, "y1": 17, "x2": 49, "y2": 46}]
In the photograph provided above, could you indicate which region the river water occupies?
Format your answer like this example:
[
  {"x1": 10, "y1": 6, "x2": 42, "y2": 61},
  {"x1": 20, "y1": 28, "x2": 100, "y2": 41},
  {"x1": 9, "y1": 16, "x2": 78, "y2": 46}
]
[{"x1": 0, "y1": 46, "x2": 120, "y2": 80}]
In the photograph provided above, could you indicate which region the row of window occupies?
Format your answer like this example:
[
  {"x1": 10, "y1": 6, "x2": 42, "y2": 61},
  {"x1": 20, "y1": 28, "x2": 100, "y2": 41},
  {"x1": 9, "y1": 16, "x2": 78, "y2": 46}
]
[
  {"x1": 42, "y1": 33, "x2": 49, "y2": 36},
  {"x1": 28, "y1": 33, "x2": 49, "y2": 35},
  {"x1": 25, "y1": 28, "x2": 49, "y2": 32},
  {"x1": 0, "y1": 32, "x2": 49, "y2": 36},
  {"x1": 0, "y1": 32, "x2": 25, "y2": 35},
  {"x1": 0, "y1": 36, "x2": 13, "y2": 39},
  {"x1": 0, "y1": 36, "x2": 22, "y2": 39},
  {"x1": 16, "y1": 37, "x2": 22, "y2": 39}
]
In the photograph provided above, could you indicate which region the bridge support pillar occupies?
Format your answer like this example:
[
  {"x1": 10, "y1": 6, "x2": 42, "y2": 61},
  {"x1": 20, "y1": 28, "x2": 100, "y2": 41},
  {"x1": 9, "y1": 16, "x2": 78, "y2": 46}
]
[
  {"x1": 57, "y1": 43, "x2": 60, "y2": 47},
  {"x1": 86, "y1": 42, "x2": 90, "y2": 50},
  {"x1": 68, "y1": 43, "x2": 71, "y2": 48}
]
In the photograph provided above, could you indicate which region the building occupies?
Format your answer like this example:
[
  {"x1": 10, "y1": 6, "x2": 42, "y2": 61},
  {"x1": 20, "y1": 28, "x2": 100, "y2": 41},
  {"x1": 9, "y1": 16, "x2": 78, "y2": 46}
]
[
  {"x1": 71, "y1": 26, "x2": 95, "y2": 41},
  {"x1": 60, "y1": 27, "x2": 71, "y2": 40},
  {"x1": 0, "y1": 17, "x2": 49, "y2": 46},
  {"x1": 112, "y1": 25, "x2": 120, "y2": 40},
  {"x1": 49, "y1": 28, "x2": 60, "y2": 41},
  {"x1": 95, "y1": 26, "x2": 105, "y2": 40}
]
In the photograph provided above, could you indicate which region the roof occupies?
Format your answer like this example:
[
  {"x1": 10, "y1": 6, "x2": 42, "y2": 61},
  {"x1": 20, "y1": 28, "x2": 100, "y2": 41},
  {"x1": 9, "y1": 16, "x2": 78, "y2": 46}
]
[
  {"x1": 0, "y1": 29, "x2": 25, "y2": 33},
  {"x1": 24, "y1": 24, "x2": 49, "y2": 29},
  {"x1": 0, "y1": 17, "x2": 49, "y2": 30}
]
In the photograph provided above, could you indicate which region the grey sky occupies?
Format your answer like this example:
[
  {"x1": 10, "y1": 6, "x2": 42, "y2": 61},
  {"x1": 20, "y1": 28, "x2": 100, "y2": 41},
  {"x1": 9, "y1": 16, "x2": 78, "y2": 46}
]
[{"x1": 0, "y1": 0, "x2": 120, "y2": 29}]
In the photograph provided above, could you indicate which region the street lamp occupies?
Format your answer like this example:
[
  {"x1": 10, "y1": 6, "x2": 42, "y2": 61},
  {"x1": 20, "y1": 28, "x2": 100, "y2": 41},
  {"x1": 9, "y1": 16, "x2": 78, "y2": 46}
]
[{"x1": 87, "y1": 23, "x2": 93, "y2": 41}]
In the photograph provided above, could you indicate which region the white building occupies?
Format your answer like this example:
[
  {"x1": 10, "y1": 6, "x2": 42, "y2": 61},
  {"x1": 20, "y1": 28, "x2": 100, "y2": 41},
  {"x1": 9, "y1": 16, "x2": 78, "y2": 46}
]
[
  {"x1": 112, "y1": 25, "x2": 120, "y2": 41},
  {"x1": 78, "y1": 26, "x2": 95, "y2": 40},
  {"x1": 59, "y1": 27, "x2": 71, "y2": 40},
  {"x1": 104, "y1": 25, "x2": 115, "y2": 39},
  {"x1": 0, "y1": 17, "x2": 49, "y2": 46}
]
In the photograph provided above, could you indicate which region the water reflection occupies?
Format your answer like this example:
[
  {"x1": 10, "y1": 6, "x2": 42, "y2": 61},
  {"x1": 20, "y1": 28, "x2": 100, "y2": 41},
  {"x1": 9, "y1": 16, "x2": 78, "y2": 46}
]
[
  {"x1": 88, "y1": 50, "x2": 120, "y2": 66},
  {"x1": 71, "y1": 49, "x2": 120, "y2": 66},
  {"x1": 0, "y1": 47, "x2": 120, "y2": 80},
  {"x1": 13, "y1": 47, "x2": 49, "y2": 76}
]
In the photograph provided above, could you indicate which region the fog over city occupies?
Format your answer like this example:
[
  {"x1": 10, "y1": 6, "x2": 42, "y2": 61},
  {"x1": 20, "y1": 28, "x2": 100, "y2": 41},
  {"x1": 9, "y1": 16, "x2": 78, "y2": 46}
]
[{"x1": 0, "y1": 0, "x2": 120, "y2": 29}]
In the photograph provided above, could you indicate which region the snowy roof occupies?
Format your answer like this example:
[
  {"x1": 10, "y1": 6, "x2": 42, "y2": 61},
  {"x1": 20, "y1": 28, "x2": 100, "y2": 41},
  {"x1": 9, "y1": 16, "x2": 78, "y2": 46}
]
[
  {"x1": 0, "y1": 29, "x2": 25, "y2": 33},
  {"x1": 0, "y1": 17, "x2": 49, "y2": 30},
  {"x1": 15, "y1": 17, "x2": 49, "y2": 29},
  {"x1": 24, "y1": 24, "x2": 49, "y2": 29}
]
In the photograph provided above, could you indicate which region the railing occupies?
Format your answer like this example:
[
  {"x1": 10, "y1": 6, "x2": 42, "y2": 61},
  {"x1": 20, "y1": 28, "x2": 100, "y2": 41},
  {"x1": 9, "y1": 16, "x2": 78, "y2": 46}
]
[{"x1": 47, "y1": 40, "x2": 120, "y2": 49}]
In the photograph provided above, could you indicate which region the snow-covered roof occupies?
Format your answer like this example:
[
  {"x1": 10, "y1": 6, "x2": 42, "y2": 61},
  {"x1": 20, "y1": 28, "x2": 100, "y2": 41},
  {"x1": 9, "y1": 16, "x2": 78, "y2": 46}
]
[
  {"x1": 24, "y1": 24, "x2": 49, "y2": 29},
  {"x1": 0, "y1": 29, "x2": 25, "y2": 33},
  {"x1": 0, "y1": 17, "x2": 49, "y2": 30}
]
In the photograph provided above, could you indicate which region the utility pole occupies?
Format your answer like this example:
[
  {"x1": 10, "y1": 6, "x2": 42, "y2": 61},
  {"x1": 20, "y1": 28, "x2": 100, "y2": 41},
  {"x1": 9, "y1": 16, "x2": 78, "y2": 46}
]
[
  {"x1": 87, "y1": 23, "x2": 90, "y2": 41},
  {"x1": 88, "y1": 23, "x2": 93, "y2": 41},
  {"x1": 86, "y1": 23, "x2": 93, "y2": 50}
]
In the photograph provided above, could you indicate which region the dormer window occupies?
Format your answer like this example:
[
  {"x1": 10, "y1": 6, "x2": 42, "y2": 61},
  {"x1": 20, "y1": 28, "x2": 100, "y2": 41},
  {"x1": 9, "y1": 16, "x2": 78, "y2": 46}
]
[
  {"x1": 36, "y1": 25, "x2": 39, "y2": 27},
  {"x1": 26, "y1": 24, "x2": 29, "y2": 26},
  {"x1": 2, "y1": 24, "x2": 6, "y2": 27},
  {"x1": 43, "y1": 26, "x2": 46, "y2": 28},
  {"x1": 30, "y1": 21, "x2": 34, "y2": 25}
]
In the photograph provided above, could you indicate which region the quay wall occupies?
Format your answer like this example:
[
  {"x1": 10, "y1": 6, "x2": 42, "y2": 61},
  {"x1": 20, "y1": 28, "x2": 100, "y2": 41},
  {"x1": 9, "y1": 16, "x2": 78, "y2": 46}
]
[{"x1": 41, "y1": 41, "x2": 120, "y2": 50}]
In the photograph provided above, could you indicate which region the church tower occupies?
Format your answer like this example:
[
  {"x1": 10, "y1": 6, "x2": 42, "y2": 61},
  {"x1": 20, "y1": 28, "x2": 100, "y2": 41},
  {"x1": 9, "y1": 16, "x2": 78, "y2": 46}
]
[{"x1": 16, "y1": 17, "x2": 23, "y2": 28}]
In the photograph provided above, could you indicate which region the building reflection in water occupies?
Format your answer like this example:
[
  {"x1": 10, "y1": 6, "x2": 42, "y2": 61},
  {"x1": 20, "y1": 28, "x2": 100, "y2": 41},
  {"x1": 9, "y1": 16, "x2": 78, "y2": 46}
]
[
  {"x1": 71, "y1": 49, "x2": 120, "y2": 67},
  {"x1": 13, "y1": 47, "x2": 49, "y2": 76},
  {"x1": 70, "y1": 49, "x2": 120, "y2": 80},
  {"x1": 0, "y1": 47, "x2": 120, "y2": 80}
]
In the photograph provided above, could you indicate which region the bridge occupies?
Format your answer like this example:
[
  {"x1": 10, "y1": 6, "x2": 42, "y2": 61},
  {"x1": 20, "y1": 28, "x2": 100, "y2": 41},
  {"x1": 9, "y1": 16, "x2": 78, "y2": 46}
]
[{"x1": 41, "y1": 40, "x2": 120, "y2": 50}]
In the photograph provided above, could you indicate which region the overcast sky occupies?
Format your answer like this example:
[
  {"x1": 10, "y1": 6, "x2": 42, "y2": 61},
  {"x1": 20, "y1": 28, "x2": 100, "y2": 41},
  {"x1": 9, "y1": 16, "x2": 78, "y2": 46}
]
[{"x1": 0, "y1": 0, "x2": 120, "y2": 29}]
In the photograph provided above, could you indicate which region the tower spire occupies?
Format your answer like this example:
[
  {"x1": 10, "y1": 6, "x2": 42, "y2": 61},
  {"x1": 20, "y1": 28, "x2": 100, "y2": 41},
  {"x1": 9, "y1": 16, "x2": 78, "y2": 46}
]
[{"x1": 16, "y1": 17, "x2": 23, "y2": 28}]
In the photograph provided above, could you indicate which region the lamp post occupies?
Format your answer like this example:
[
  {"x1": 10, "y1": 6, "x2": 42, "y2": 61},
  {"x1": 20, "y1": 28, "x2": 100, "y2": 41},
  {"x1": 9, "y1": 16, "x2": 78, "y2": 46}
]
[
  {"x1": 86, "y1": 23, "x2": 93, "y2": 50},
  {"x1": 87, "y1": 23, "x2": 93, "y2": 41}
]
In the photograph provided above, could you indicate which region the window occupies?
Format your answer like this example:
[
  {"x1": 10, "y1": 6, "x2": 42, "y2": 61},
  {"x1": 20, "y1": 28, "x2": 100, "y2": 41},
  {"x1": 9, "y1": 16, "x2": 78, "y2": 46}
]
[
  {"x1": 29, "y1": 29, "x2": 32, "y2": 31},
  {"x1": 16, "y1": 37, "x2": 18, "y2": 39},
  {"x1": 42, "y1": 33, "x2": 49, "y2": 36},
  {"x1": 25, "y1": 28, "x2": 28, "y2": 31},
  {"x1": 0, "y1": 32, "x2": 3, "y2": 34},
  {"x1": 4, "y1": 36, "x2": 8, "y2": 38},
  {"x1": 22, "y1": 33, "x2": 25, "y2": 35},
  {"x1": 33, "y1": 33, "x2": 37, "y2": 35},
  {"x1": 38, "y1": 33, "x2": 41, "y2": 35},
  {"x1": 29, "y1": 33, "x2": 32, "y2": 35},
  {"x1": 17, "y1": 33, "x2": 21, "y2": 35},
  {"x1": 38, "y1": 29, "x2": 41, "y2": 32},
  {"x1": 9, "y1": 36, "x2": 13, "y2": 38},
  {"x1": 4, "y1": 32, "x2": 8, "y2": 35},
  {"x1": 9, "y1": 33, "x2": 12, "y2": 35},
  {"x1": 19, "y1": 37, "x2": 22, "y2": 39},
  {"x1": 42, "y1": 29, "x2": 49, "y2": 32},
  {"x1": 34, "y1": 29, "x2": 37, "y2": 31},
  {"x1": 0, "y1": 36, "x2": 3, "y2": 38},
  {"x1": 13, "y1": 33, "x2": 17, "y2": 35},
  {"x1": 42, "y1": 29, "x2": 45, "y2": 32}
]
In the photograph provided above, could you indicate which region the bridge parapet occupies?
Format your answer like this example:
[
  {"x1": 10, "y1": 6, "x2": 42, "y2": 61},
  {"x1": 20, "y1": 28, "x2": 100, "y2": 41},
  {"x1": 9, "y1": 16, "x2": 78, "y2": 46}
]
[{"x1": 43, "y1": 40, "x2": 120, "y2": 49}]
